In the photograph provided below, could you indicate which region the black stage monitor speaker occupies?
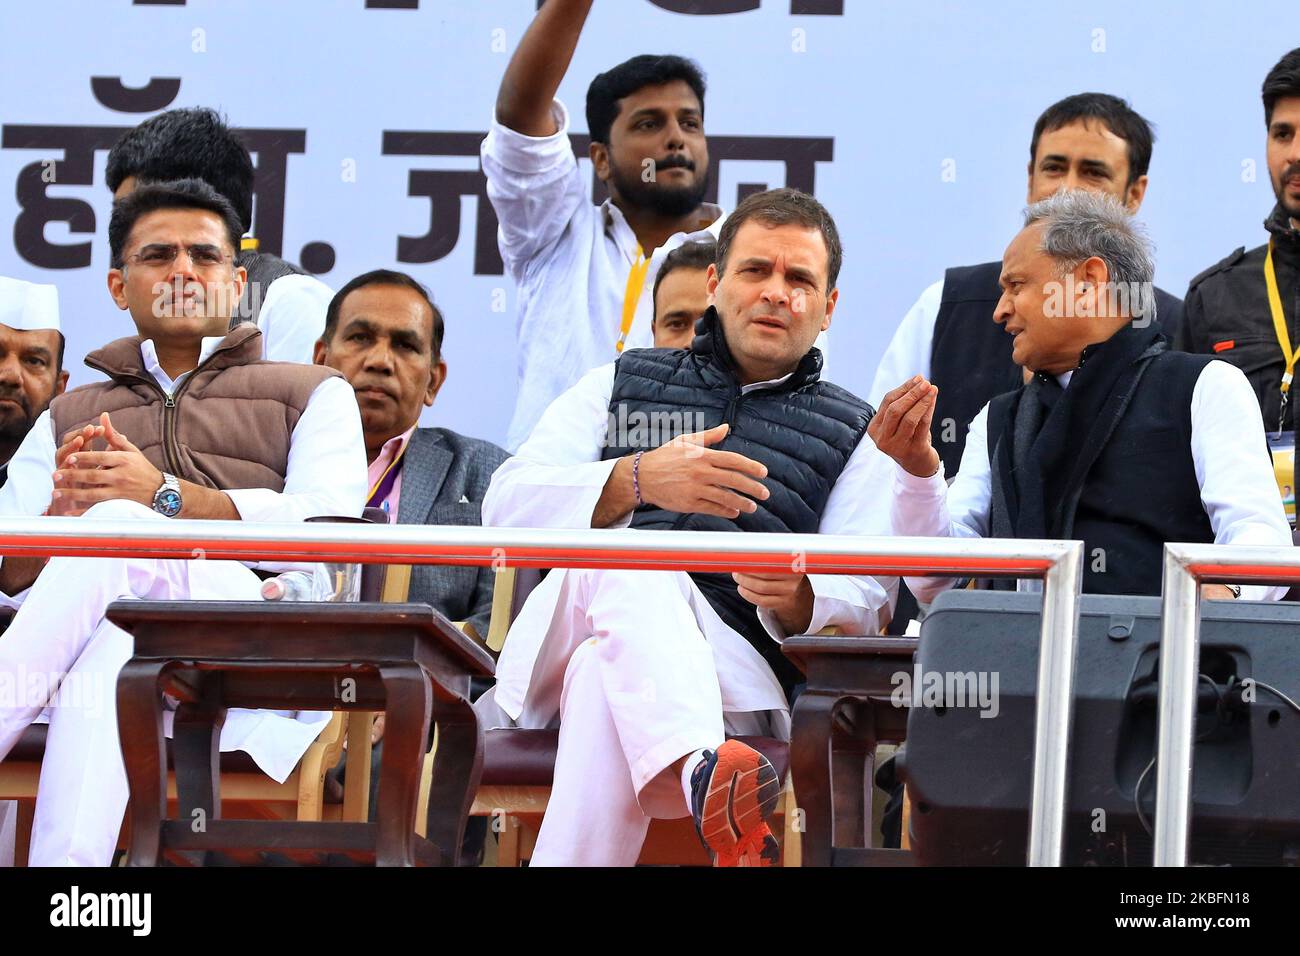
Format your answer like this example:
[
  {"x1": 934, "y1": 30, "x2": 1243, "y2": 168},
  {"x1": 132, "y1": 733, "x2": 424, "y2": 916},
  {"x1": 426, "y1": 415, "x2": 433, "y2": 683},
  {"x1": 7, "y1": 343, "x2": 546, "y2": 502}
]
[{"x1": 899, "y1": 591, "x2": 1300, "y2": 866}]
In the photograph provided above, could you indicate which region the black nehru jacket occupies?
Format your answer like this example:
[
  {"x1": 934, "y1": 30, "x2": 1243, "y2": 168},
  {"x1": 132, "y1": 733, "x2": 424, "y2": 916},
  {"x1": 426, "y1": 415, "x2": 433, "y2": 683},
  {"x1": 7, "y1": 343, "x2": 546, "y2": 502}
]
[
  {"x1": 1175, "y1": 205, "x2": 1300, "y2": 435},
  {"x1": 929, "y1": 261, "x2": 1185, "y2": 477},
  {"x1": 601, "y1": 307, "x2": 874, "y2": 698},
  {"x1": 986, "y1": 324, "x2": 1214, "y2": 596}
]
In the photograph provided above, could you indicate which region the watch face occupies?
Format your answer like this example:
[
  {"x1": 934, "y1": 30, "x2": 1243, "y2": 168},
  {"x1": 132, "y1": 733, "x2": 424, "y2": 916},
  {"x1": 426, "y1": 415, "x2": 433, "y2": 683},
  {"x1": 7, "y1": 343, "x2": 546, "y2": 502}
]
[{"x1": 155, "y1": 489, "x2": 182, "y2": 517}]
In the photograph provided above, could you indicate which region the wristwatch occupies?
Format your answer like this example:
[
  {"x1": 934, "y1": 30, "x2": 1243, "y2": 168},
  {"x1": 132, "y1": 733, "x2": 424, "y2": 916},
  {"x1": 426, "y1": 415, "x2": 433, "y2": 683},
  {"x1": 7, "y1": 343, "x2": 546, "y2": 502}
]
[{"x1": 151, "y1": 472, "x2": 183, "y2": 518}]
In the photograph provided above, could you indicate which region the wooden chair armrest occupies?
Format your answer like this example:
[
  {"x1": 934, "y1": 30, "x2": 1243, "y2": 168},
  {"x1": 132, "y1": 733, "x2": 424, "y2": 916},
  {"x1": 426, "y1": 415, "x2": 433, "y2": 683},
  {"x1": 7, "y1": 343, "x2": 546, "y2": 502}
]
[
  {"x1": 296, "y1": 712, "x2": 346, "y2": 821},
  {"x1": 782, "y1": 634, "x2": 918, "y2": 679},
  {"x1": 485, "y1": 566, "x2": 517, "y2": 654},
  {"x1": 341, "y1": 711, "x2": 377, "y2": 822}
]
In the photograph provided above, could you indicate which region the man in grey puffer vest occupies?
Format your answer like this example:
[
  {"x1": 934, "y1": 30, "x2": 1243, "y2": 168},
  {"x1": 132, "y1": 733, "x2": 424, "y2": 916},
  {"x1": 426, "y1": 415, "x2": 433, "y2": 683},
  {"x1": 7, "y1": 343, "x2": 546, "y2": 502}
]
[{"x1": 481, "y1": 188, "x2": 898, "y2": 867}]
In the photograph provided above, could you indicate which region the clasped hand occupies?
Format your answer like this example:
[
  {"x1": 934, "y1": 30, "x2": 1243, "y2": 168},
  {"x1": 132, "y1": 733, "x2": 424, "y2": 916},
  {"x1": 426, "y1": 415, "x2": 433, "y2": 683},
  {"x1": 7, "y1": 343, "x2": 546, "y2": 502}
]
[{"x1": 49, "y1": 412, "x2": 164, "y2": 517}]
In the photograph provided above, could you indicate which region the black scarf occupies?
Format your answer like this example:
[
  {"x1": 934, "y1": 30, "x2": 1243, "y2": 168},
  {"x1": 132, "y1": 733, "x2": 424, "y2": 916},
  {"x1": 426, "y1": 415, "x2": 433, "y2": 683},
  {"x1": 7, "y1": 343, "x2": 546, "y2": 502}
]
[{"x1": 991, "y1": 323, "x2": 1166, "y2": 541}]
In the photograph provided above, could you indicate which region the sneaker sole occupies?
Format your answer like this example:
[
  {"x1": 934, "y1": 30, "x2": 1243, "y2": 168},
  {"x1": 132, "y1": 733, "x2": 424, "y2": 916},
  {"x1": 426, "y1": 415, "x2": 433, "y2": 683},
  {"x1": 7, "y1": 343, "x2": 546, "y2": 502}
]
[{"x1": 698, "y1": 740, "x2": 781, "y2": 866}]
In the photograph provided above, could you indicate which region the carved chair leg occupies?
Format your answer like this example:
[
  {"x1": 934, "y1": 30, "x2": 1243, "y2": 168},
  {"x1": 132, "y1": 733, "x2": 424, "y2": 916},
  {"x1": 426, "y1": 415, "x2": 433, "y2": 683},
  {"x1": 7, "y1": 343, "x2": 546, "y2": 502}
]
[
  {"x1": 830, "y1": 702, "x2": 875, "y2": 850},
  {"x1": 172, "y1": 685, "x2": 226, "y2": 828},
  {"x1": 116, "y1": 659, "x2": 170, "y2": 867},
  {"x1": 423, "y1": 682, "x2": 483, "y2": 867},
  {"x1": 790, "y1": 690, "x2": 842, "y2": 868},
  {"x1": 374, "y1": 664, "x2": 431, "y2": 867},
  {"x1": 171, "y1": 683, "x2": 227, "y2": 864}
]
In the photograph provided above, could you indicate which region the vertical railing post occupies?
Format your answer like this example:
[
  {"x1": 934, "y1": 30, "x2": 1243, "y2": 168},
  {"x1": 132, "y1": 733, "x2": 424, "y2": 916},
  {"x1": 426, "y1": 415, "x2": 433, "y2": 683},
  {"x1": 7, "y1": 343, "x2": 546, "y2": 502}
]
[
  {"x1": 1026, "y1": 542, "x2": 1085, "y2": 866},
  {"x1": 1153, "y1": 545, "x2": 1201, "y2": 866}
]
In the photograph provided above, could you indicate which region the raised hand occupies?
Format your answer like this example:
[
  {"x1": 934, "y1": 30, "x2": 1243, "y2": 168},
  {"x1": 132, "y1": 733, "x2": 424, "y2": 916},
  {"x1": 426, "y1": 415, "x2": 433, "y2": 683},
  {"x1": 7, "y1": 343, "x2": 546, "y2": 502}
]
[
  {"x1": 496, "y1": 0, "x2": 594, "y2": 136},
  {"x1": 868, "y1": 375, "x2": 941, "y2": 478}
]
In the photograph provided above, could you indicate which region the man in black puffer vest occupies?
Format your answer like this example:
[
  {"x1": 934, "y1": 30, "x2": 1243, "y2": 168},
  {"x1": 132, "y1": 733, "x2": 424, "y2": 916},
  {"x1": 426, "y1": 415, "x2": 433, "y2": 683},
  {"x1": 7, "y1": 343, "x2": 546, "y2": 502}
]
[
  {"x1": 481, "y1": 188, "x2": 896, "y2": 867},
  {"x1": 876, "y1": 190, "x2": 1290, "y2": 604}
]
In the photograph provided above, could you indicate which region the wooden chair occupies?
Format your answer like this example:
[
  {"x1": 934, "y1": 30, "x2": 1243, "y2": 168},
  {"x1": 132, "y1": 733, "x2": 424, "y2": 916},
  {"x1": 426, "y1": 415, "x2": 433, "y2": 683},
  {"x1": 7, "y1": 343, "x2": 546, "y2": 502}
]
[
  {"x1": 0, "y1": 511, "x2": 394, "y2": 866},
  {"x1": 109, "y1": 596, "x2": 492, "y2": 866},
  {"x1": 781, "y1": 633, "x2": 919, "y2": 866},
  {"x1": 0, "y1": 709, "x2": 348, "y2": 866},
  {"x1": 0, "y1": 623, "x2": 349, "y2": 866},
  {"x1": 424, "y1": 566, "x2": 802, "y2": 867}
]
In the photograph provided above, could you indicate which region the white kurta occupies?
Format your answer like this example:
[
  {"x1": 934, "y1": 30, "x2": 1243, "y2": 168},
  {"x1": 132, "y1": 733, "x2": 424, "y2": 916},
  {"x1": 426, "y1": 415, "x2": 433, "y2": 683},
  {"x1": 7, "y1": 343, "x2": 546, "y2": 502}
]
[
  {"x1": 256, "y1": 273, "x2": 333, "y2": 364},
  {"x1": 479, "y1": 361, "x2": 897, "y2": 864},
  {"x1": 0, "y1": 336, "x2": 366, "y2": 865},
  {"x1": 889, "y1": 361, "x2": 1293, "y2": 603}
]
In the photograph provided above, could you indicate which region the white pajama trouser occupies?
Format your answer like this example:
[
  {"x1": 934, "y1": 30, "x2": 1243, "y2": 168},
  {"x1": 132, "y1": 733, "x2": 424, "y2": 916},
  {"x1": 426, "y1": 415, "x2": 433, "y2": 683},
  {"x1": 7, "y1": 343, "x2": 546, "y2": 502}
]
[
  {"x1": 0, "y1": 499, "x2": 299, "y2": 866},
  {"x1": 486, "y1": 567, "x2": 786, "y2": 867}
]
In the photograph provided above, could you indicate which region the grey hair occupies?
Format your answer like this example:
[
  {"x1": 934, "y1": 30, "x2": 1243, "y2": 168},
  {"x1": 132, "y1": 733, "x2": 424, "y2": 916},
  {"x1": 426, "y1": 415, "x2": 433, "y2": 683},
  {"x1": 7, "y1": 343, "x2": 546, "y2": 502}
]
[{"x1": 1022, "y1": 190, "x2": 1157, "y2": 324}]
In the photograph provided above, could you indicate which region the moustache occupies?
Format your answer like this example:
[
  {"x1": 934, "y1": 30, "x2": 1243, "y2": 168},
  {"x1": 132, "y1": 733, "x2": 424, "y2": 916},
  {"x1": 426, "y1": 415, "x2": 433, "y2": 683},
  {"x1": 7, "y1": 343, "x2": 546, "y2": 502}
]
[
  {"x1": 1285, "y1": 163, "x2": 1300, "y2": 185},
  {"x1": 656, "y1": 155, "x2": 695, "y2": 172}
]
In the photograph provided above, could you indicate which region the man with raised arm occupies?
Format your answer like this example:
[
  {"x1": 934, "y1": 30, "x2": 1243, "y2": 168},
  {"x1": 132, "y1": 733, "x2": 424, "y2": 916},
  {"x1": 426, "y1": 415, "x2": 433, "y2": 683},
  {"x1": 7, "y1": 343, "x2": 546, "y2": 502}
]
[{"x1": 482, "y1": 0, "x2": 728, "y2": 449}]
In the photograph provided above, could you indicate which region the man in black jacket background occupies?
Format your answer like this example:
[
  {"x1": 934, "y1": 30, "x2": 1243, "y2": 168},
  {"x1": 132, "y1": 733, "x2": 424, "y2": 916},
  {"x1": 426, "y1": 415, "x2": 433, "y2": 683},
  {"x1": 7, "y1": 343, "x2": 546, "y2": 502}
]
[{"x1": 1175, "y1": 48, "x2": 1300, "y2": 442}]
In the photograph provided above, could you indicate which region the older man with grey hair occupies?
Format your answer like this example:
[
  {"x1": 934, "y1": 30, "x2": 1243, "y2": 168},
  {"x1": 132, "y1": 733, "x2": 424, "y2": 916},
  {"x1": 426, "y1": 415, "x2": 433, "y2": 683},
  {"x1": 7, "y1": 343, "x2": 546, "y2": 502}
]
[{"x1": 872, "y1": 189, "x2": 1291, "y2": 600}]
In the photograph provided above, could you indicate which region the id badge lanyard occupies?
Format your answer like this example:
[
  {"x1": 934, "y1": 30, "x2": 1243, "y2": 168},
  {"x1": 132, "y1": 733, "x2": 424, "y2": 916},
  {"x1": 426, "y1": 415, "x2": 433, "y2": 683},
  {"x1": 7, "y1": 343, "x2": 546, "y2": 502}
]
[
  {"x1": 616, "y1": 245, "x2": 651, "y2": 354},
  {"x1": 1267, "y1": 239, "x2": 1297, "y2": 437}
]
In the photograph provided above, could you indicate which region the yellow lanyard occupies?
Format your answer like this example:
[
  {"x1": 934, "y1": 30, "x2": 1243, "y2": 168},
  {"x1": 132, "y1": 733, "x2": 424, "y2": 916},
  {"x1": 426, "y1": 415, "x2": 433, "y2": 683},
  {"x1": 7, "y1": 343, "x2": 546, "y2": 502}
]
[
  {"x1": 1267, "y1": 240, "x2": 1297, "y2": 434},
  {"x1": 616, "y1": 245, "x2": 650, "y2": 353}
]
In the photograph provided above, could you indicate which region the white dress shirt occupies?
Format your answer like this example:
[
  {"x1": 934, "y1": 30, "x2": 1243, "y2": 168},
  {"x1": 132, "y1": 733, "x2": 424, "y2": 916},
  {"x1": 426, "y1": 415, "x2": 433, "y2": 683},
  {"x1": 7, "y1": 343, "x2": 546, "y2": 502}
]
[
  {"x1": 0, "y1": 334, "x2": 367, "y2": 535},
  {"x1": 484, "y1": 361, "x2": 899, "y2": 642},
  {"x1": 867, "y1": 277, "x2": 944, "y2": 407},
  {"x1": 255, "y1": 273, "x2": 333, "y2": 364},
  {"x1": 890, "y1": 360, "x2": 1293, "y2": 603}
]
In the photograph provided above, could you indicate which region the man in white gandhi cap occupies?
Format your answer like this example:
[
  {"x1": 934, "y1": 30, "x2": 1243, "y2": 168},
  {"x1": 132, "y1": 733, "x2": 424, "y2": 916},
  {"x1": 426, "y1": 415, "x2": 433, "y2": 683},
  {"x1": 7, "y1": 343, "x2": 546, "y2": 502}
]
[
  {"x1": 0, "y1": 277, "x2": 64, "y2": 863},
  {"x1": 0, "y1": 277, "x2": 67, "y2": 489}
]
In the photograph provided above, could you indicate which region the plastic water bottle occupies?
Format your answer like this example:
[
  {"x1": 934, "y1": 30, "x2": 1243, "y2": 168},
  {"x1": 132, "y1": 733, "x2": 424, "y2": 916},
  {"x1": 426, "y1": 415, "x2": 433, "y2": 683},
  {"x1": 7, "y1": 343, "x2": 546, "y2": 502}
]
[{"x1": 261, "y1": 570, "x2": 314, "y2": 602}]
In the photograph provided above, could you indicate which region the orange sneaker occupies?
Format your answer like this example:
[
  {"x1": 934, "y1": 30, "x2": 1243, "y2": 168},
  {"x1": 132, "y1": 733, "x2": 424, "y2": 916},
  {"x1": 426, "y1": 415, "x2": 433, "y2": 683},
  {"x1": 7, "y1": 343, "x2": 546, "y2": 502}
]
[{"x1": 689, "y1": 740, "x2": 782, "y2": 867}]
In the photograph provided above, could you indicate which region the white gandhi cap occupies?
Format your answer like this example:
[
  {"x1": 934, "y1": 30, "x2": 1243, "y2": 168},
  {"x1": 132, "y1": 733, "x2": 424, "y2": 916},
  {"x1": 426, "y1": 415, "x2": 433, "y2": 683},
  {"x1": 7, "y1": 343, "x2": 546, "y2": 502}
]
[{"x1": 0, "y1": 276, "x2": 60, "y2": 333}]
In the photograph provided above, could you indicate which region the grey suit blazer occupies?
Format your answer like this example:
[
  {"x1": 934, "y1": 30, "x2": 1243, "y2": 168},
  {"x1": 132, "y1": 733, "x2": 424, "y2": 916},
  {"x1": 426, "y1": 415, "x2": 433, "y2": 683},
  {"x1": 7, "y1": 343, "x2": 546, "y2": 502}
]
[{"x1": 394, "y1": 427, "x2": 508, "y2": 639}]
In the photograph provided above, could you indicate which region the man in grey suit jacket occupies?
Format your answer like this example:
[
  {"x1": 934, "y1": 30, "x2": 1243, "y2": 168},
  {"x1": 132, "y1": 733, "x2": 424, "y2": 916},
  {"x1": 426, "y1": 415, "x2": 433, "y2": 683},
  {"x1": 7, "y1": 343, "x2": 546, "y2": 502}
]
[
  {"x1": 314, "y1": 269, "x2": 507, "y2": 855},
  {"x1": 313, "y1": 268, "x2": 507, "y2": 637}
]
